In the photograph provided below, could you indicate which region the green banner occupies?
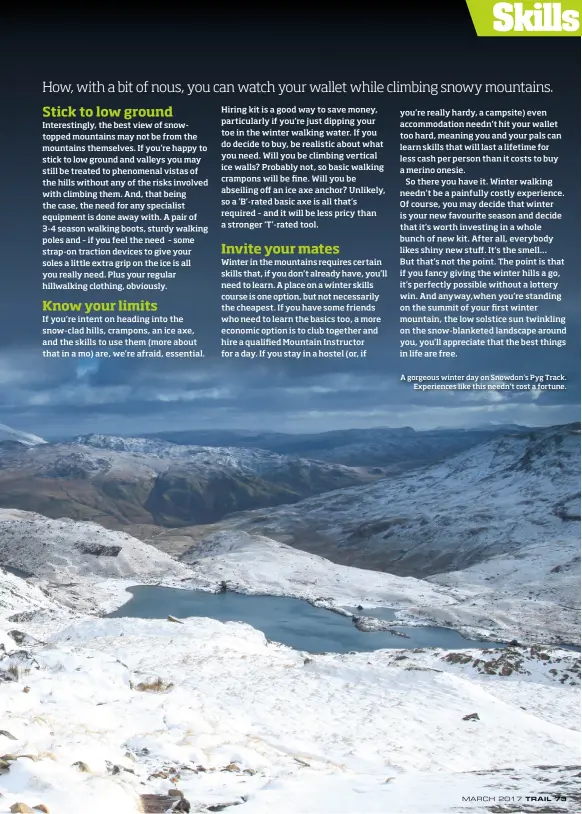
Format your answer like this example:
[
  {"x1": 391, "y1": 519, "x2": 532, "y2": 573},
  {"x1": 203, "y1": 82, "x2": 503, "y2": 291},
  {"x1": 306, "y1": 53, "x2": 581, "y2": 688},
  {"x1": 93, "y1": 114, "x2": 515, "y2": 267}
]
[{"x1": 465, "y1": 0, "x2": 582, "y2": 35}]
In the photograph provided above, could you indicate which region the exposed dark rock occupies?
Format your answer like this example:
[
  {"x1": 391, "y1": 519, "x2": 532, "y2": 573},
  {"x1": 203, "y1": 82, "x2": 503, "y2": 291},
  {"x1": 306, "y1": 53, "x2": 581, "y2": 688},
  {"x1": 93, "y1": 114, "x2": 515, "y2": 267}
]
[
  {"x1": 0, "y1": 730, "x2": 17, "y2": 741},
  {"x1": 224, "y1": 762, "x2": 240, "y2": 772},
  {"x1": 71, "y1": 761, "x2": 90, "y2": 772},
  {"x1": 140, "y1": 795, "x2": 176, "y2": 813},
  {"x1": 463, "y1": 712, "x2": 480, "y2": 721},
  {"x1": 106, "y1": 761, "x2": 135, "y2": 776},
  {"x1": 552, "y1": 493, "x2": 581, "y2": 521},
  {"x1": 8, "y1": 631, "x2": 43, "y2": 647},
  {"x1": 443, "y1": 653, "x2": 473, "y2": 665},
  {"x1": 134, "y1": 678, "x2": 174, "y2": 693},
  {"x1": 139, "y1": 794, "x2": 192, "y2": 813},
  {"x1": 76, "y1": 543, "x2": 122, "y2": 557},
  {"x1": 7, "y1": 611, "x2": 38, "y2": 623}
]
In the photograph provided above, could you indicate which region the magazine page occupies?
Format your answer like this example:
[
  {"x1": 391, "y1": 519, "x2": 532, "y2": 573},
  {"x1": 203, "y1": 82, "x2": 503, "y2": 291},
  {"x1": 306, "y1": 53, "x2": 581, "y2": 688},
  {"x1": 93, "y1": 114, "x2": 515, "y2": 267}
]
[{"x1": 0, "y1": 2, "x2": 580, "y2": 812}]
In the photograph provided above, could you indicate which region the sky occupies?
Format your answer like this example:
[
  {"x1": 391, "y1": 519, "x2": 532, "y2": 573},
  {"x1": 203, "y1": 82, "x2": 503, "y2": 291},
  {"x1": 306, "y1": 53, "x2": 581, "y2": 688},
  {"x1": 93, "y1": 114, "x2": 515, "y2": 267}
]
[{"x1": 1, "y1": 5, "x2": 579, "y2": 440}]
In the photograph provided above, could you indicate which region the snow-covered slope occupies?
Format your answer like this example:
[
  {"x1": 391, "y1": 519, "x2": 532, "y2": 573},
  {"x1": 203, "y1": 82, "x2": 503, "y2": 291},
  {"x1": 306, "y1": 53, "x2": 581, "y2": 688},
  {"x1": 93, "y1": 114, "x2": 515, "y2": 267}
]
[
  {"x1": 0, "y1": 566, "x2": 55, "y2": 621},
  {"x1": 211, "y1": 423, "x2": 580, "y2": 577},
  {"x1": 0, "y1": 509, "x2": 190, "y2": 583},
  {"x1": 0, "y1": 559, "x2": 87, "y2": 662},
  {"x1": 75, "y1": 433, "x2": 318, "y2": 469},
  {"x1": 73, "y1": 433, "x2": 377, "y2": 483},
  {"x1": 180, "y1": 528, "x2": 459, "y2": 612},
  {"x1": 0, "y1": 613, "x2": 578, "y2": 814},
  {"x1": 430, "y1": 540, "x2": 581, "y2": 630},
  {"x1": 0, "y1": 422, "x2": 46, "y2": 446},
  {"x1": 0, "y1": 503, "x2": 578, "y2": 813},
  {"x1": 0, "y1": 508, "x2": 197, "y2": 621},
  {"x1": 179, "y1": 529, "x2": 580, "y2": 645}
]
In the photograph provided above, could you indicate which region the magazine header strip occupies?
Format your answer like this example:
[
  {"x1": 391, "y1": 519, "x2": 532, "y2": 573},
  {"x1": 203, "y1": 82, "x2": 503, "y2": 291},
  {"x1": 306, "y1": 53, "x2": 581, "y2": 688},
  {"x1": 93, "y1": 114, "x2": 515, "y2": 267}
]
[{"x1": 465, "y1": 0, "x2": 582, "y2": 35}]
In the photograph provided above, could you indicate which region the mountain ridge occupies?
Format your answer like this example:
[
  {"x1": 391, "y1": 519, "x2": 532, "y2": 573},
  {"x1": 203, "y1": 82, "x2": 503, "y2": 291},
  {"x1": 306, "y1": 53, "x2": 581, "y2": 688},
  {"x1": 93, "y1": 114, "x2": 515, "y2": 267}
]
[
  {"x1": 0, "y1": 434, "x2": 381, "y2": 527},
  {"x1": 200, "y1": 422, "x2": 581, "y2": 577}
]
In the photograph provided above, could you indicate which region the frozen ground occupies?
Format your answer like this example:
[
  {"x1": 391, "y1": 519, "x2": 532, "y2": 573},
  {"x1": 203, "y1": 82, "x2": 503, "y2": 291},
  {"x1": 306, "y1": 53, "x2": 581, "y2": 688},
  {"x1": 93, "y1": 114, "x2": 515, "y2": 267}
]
[
  {"x1": 0, "y1": 508, "x2": 579, "y2": 812},
  {"x1": 0, "y1": 613, "x2": 579, "y2": 814}
]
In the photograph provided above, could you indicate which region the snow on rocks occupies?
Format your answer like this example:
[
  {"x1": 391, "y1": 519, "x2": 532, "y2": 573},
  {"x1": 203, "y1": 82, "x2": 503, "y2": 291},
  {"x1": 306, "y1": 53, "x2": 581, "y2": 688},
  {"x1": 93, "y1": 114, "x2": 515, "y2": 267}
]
[
  {"x1": 429, "y1": 539, "x2": 581, "y2": 646},
  {"x1": 0, "y1": 500, "x2": 578, "y2": 812},
  {"x1": 73, "y1": 433, "x2": 366, "y2": 482},
  {"x1": 0, "y1": 509, "x2": 191, "y2": 584},
  {"x1": 0, "y1": 510, "x2": 199, "y2": 635},
  {"x1": 0, "y1": 569, "x2": 54, "y2": 622}
]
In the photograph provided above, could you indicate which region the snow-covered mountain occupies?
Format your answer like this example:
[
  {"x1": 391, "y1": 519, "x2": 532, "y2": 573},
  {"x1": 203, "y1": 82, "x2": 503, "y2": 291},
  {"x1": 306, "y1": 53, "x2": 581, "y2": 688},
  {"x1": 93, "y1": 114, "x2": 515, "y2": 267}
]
[
  {"x1": 207, "y1": 423, "x2": 580, "y2": 577},
  {"x1": 0, "y1": 427, "x2": 577, "y2": 811},
  {"x1": 73, "y1": 433, "x2": 378, "y2": 482},
  {"x1": 0, "y1": 565, "x2": 56, "y2": 622},
  {"x1": 180, "y1": 529, "x2": 458, "y2": 615},
  {"x1": 144, "y1": 425, "x2": 521, "y2": 468},
  {"x1": 0, "y1": 507, "x2": 578, "y2": 812},
  {"x1": 428, "y1": 540, "x2": 581, "y2": 646},
  {"x1": 0, "y1": 504, "x2": 577, "y2": 645},
  {"x1": 0, "y1": 435, "x2": 379, "y2": 527},
  {"x1": 0, "y1": 508, "x2": 196, "y2": 620}
]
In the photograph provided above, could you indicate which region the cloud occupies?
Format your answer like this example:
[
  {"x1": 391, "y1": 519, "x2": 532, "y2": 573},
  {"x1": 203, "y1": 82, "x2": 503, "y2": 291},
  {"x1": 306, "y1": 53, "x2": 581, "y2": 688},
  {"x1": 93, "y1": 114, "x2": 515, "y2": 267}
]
[{"x1": 0, "y1": 347, "x2": 578, "y2": 437}]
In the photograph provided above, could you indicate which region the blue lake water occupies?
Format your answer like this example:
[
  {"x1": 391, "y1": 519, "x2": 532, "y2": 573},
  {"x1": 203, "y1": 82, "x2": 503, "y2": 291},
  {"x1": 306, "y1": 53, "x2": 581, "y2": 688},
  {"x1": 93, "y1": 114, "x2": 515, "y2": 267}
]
[{"x1": 108, "y1": 586, "x2": 506, "y2": 654}]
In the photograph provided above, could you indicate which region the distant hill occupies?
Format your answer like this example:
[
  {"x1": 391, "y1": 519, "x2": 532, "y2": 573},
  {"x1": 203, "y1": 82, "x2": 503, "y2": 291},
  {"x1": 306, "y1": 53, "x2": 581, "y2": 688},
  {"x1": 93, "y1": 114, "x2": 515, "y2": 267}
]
[
  {"x1": 141, "y1": 425, "x2": 532, "y2": 467},
  {"x1": 0, "y1": 434, "x2": 380, "y2": 527}
]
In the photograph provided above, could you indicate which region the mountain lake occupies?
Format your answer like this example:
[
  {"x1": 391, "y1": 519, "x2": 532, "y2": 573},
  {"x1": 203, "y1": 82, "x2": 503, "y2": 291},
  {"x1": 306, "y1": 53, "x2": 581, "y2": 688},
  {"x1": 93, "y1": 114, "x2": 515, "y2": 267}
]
[{"x1": 108, "y1": 586, "x2": 507, "y2": 654}]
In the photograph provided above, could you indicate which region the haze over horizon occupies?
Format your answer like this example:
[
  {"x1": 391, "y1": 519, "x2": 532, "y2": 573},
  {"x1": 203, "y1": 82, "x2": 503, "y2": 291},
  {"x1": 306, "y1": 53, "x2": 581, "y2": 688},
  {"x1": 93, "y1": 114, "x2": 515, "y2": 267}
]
[{"x1": 1, "y1": 408, "x2": 578, "y2": 445}]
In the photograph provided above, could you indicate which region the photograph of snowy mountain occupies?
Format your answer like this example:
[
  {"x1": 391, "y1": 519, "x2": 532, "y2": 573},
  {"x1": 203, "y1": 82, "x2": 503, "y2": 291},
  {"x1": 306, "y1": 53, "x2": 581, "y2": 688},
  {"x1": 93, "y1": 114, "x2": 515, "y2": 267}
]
[{"x1": 0, "y1": 417, "x2": 579, "y2": 813}]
